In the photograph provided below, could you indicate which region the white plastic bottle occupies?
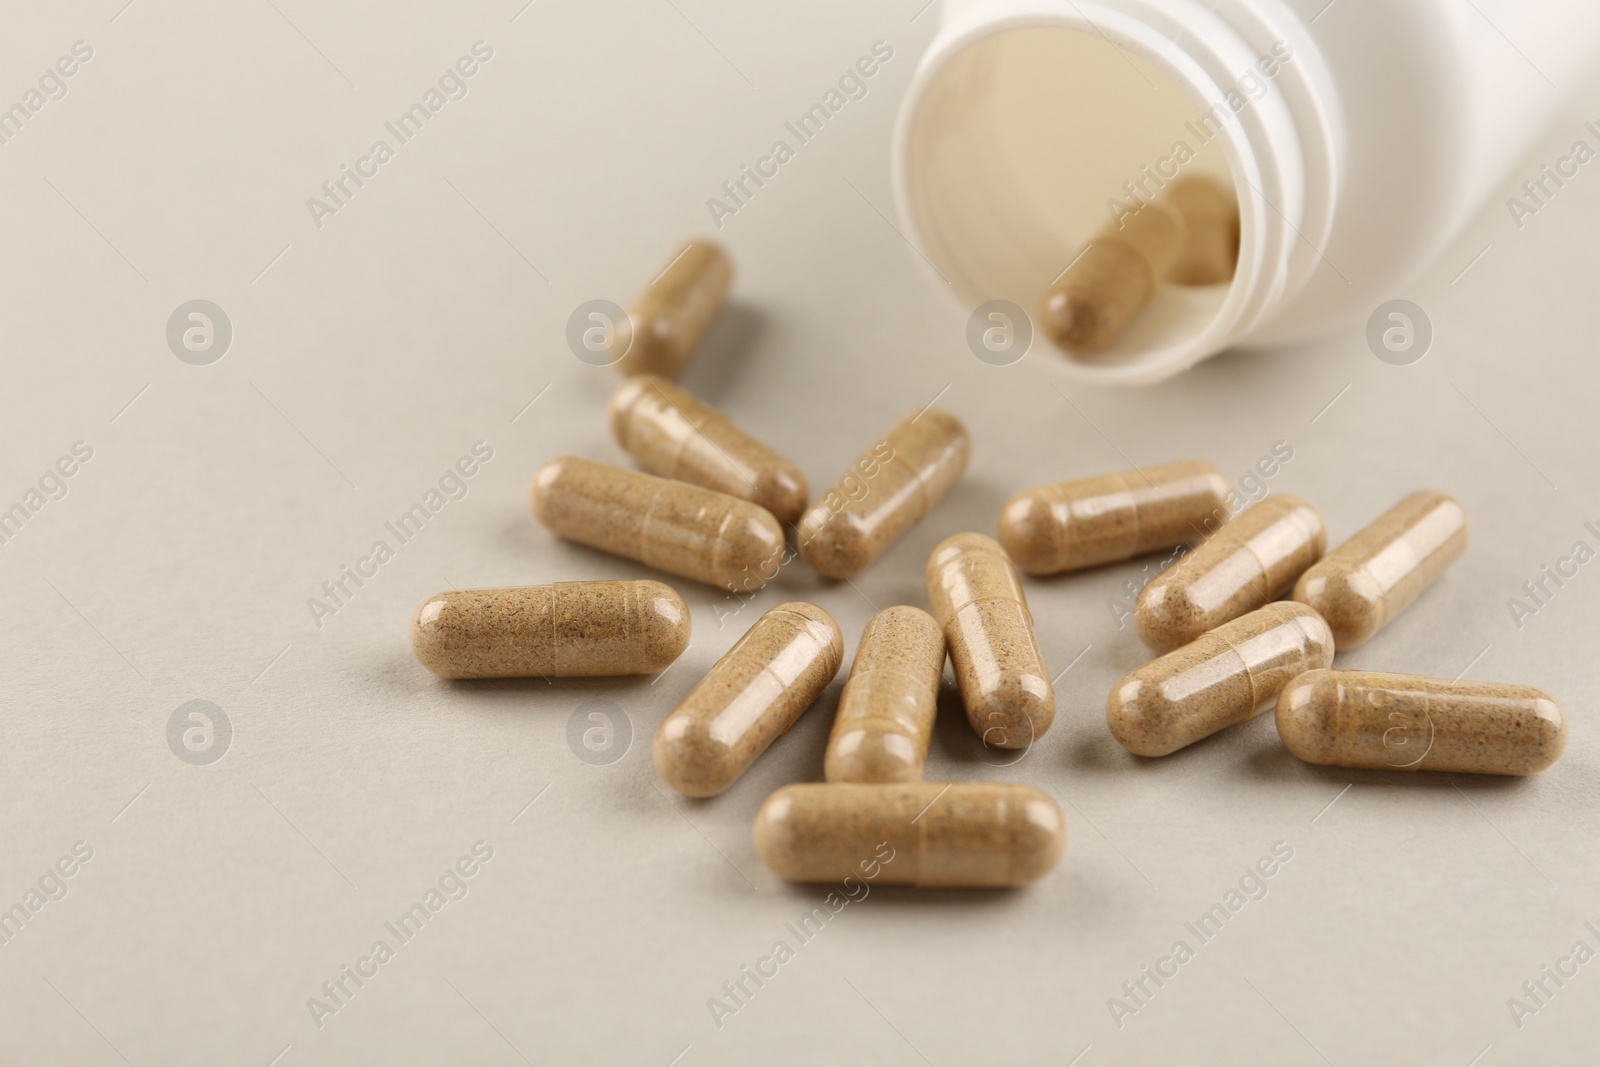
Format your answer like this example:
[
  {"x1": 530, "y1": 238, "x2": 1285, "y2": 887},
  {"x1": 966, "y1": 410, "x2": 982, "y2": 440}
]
[{"x1": 892, "y1": 0, "x2": 1600, "y2": 383}]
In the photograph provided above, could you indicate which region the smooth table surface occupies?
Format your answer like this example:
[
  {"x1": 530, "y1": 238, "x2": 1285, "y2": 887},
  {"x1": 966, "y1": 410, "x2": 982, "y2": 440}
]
[{"x1": 4, "y1": 2, "x2": 1600, "y2": 1064}]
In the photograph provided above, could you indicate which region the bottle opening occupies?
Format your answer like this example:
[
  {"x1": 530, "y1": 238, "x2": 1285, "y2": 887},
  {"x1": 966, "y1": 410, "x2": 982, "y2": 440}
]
[{"x1": 898, "y1": 23, "x2": 1252, "y2": 382}]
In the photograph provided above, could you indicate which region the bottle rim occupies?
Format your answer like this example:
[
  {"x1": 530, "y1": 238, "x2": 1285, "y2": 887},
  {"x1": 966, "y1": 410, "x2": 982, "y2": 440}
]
[{"x1": 892, "y1": 0, "x2": 1338, "y2": 384}]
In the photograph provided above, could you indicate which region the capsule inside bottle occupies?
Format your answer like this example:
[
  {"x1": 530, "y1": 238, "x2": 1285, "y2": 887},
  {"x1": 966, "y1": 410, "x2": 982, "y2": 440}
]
[
  {"x1": 1275, "y1": 669, "x2": 1567, "y2": 775},
  {"x1": 753, "y1": 782, "x2": 1066, "y2": 887},
  {"x1": 1162, "y1": 176, "x2": 1240, "y2": 286},
  {"x1": 1040, "y1": 201, "x2": 1185, "y2": 356},
  {"x1": 1040, "y1": 172, "x2": 1241, "y2": 358}
]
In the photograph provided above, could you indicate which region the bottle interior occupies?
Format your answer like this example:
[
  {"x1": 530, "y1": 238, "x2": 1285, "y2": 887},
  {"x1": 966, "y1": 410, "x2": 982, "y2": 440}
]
[{"x1": 902, "y1": 26, "x2": 1241, "y2": 371}]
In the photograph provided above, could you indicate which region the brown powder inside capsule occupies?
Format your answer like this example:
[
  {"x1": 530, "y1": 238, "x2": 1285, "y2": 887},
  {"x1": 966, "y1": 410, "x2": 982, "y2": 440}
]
[
  {"x1": 654, "y1": 602, "x2": 843, "y2": 797},
  {"x1": 411, "y1": 580, "x2": 690, "y2": 679},
  {"x1": 615, "y1": 239, "x2": 732, "y2": 378},
  {"x1": 608, "y1": 375, "x2": 809, "y2": 525},
  {"x1": 1107, "y1": 601, "x2": 1334, "y2": 757},
  {"x1": 1277, "y1": 670, "x2": 1567, "y2": 775},
  {"x1": 999, "y1": 459, "x2": 1230, "y2": 575},
  {"x1": 753, "y1": 782, "x2": 1066, "y2": 887},
  {"x1": 825, "y1": 606, "x2": 945, "y2": 783},
  {"x1": 1163, "y1": 176, "x2": 1241, "y2": 286},
  {"x1": 1293, "y1": 489, "x2": 1468, "y2": 649},
  {"x1": 1135, "y1": 494, "x2": 1326, "y2": 653},
  {"x1": 798, "y1": 408, "x2": 970, "y2": 579},
  {"x1": 531, "y1": 456, "x2": 786, "y2": 593},
  {"x1": 925, "y1": 533, "x2": 1054, "y2": 749},
  {"x1": 1040, "y1": 201, "x2": 1185, "y2": 355}
]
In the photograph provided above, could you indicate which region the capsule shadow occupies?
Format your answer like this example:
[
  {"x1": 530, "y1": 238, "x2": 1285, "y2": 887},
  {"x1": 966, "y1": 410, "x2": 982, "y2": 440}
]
[
  {"x1": 1076, "y1": 710, "x2": 1285, "y2": 772},
  {"x1": 513, "y1": 531, "x2": 732, "y2": 598},
  {"x1": 1064, "y1": 730, "x2": 1135, "y2": 776},
  {"x1": 439, "y1": 672, "x2": 656, "y2": 699},
  {"x1": 1184, "y1": 337, "x2": 1291, "y2": 383},
  {"x1": 502, "y1": 510, "x2": 551, "y2": 556},
  {"x1": 764, "y1": 535, "x2": 831, "y2": 596},
  {"x1": 1101, "y1": 627, "x2": 1158, "y2": 677},
  {"x1": 678, "y1": 300, "x2": 765, "y2": 401},
  {"x1": 762, "y1": 882, "x2": 1026, "y2": 907},
  {"x1": 1244, "y1": 741, "x2": 1530, "y2": 793},
  {"x1": 926, "y1": 680, "x2": 1048, "y2": 772},
  {"x1": 817, "y1": 477, "x2": 1011, "y2": 597},
  {"x1": 877, "y1": 579, "x2": 931, "y2": 612},
  {"x1": 917, "y1": 476, "x2": 1009, "y2": 548},
  {"x1": 755, "y1": 693, "x2": 840, "y2": 792},
  {"x1": 929, "y1": 679, "x2": 993, "y2": 766}
]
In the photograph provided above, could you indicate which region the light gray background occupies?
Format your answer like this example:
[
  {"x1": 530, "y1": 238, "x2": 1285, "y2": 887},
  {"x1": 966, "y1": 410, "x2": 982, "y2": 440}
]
[{"x1": 4, "y1": 1, "x2": 1599, "y2": 1064}]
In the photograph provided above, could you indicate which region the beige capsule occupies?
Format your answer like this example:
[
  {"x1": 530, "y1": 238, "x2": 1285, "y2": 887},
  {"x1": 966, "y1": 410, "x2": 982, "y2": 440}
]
[
  {"x1": 1040, "y1": 201, "x2": 1185, "y2": 356},
  {"x1": 999, "y1": 460, "x2": 1230, "y2": 576},
  {"x1": 797, "y1": 408, "x2": 970, "y2": 579},
  {"x1": 1107, "y1": 602, "x2": 1334, "y2": 757},
  {"x1": 925, "y1": 533, "x2": 1054, "y2": 750},
  {"x1": 1135, "y1": 494, "x2": 1326, "y2": 653},
  {"x1": 753, "y1": 782, "x2": 1066, "y2": 887},
  {"x1": 615, "y1": 239, "x2": 732, "y2": 378},
  {"x1": 607, "y1": 375, "x2": 809, "y2": 525},
  {"x1": 1276, "y1": 670, "x2": 1567, "y2": 775},
  {"x1": 654, "y1": 602, "x2": 843, "y2": 797},
  {"x1": 530, "y1": 456, "x2": 785, "y2": 594},
  {"x1": 411, "y1": 580, "x2": 689, "y2": 679},
  {"x1": 1163, "y1": 176, "x2": 1241, "y2": 286},
  {"x1": 1293, "y1": 490, "x2": 1468, "y2": 649},
  {"x1": 825, "y1": 607, "x2": 945, "y2": 783}
]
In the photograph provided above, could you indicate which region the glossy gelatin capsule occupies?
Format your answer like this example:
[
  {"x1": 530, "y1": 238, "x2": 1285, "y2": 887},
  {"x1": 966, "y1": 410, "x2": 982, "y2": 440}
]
[
  {"x1": 925, "y1": 533, "x2": 1054, "y2": 749},
  {"x1": 607, "y1": 375, "x2": 809, "y2": 525},
  {"x1": 753, "y1": 782, "x2": 1066, "y2": 887},
  {"x1": 1293, "y1": 490, "x2": 1468, "y2": 649},
  {"x1": 410, "y1": 580, "x2": 689, "y2": 679},
  {"x1": 1163, "y1": 176, "x2": 1241, "y2": 286},
  {"x1": 1040, "y1": 201, "x2": 1184, "y2": 355},
  {"x1": 824, "y1": 607, "x2": 945, "y2": 783},
  {"x1": 615, "y1": 239, "x2": 732, "y2": 378},
  {"x1": 999, "y1": 460, "x2": 1230, "y2": 575},
  {"x1": 798, "y1": 408, "x2": 969, "y2": 579},
  {"x1": 1276, "y1": 670, "x2": 1567, "y2": 775},
  {"x1": 1135, "y1": 494, "x2": 1326, "y2": 653},
  {"x1": 531, "y1": 457, "x2": 786, "y2": 593},
  {"x1": 654, "y1": 603, "x2": 843, "y2": 797},
  {"x1": 1107, "y1": 602, "x2": 1334, "y2": 757}
]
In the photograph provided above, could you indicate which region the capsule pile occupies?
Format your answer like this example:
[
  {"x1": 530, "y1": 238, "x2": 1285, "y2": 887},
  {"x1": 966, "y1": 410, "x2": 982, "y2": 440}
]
[
  {"x1": 407, "y1": 238, "x2": 1567, "y2": 891},
  {"x1": 1041, "y1": 174, "x2": 1243, "y2": 359}
]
